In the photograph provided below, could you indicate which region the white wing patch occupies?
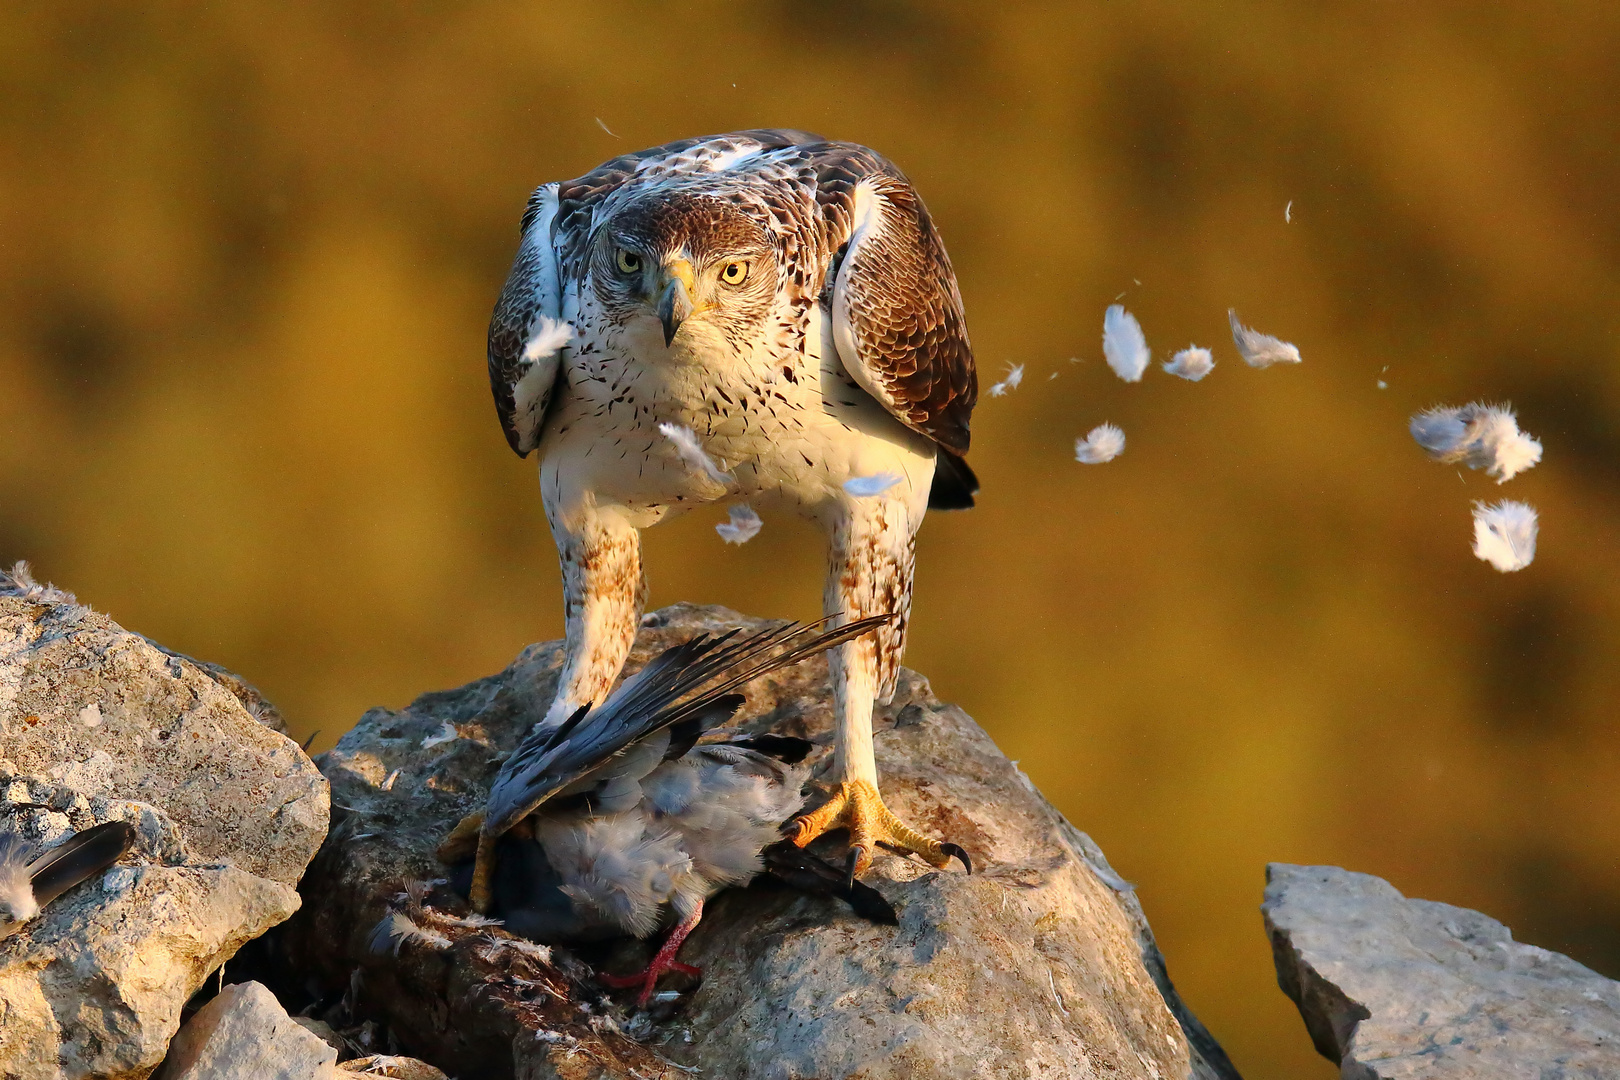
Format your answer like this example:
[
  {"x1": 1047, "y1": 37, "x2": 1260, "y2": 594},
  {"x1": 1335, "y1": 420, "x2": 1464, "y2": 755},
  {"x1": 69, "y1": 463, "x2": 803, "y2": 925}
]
[{"x1": 704, "y1": 145, "x2": 762, "y2": 172}]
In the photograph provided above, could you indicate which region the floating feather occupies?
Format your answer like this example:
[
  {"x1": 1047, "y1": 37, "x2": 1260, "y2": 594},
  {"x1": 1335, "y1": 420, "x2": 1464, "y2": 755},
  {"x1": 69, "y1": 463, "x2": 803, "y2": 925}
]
[
  {"x1": 715, "y1": 504, "x2": 762, "y2": 545},
  {"x1": 522, "y1": 315, "x2": 575, "y2": 364},
  {"x1": 657, "y1": 423, "x2": 733, "y2": 486},
  {"x1": 1227, "y1": 310, "x2": 1302, "y2": 367},
  {"x1": 1471, "y1": 500, "x2": 1538, "y2": 572},
  {"x1": 421, "y1": 722, "x2": 458, "y2": 750},
  {"x1": 987, "y1": 363, "x2": 1025, "y2": 397},
  {"x1": 368, "y1": 912, "x2": 451, "y2": 956},
  {"x1": 1075, "y1": 424, "x2": 1126, "y2": 464},
  {"x1": 843, "y1": 473, "x2": 903, "y2": 497},
  {"x1": 1162, "y1": 346, "x2": 1215, "y2": 382},
  {"x1": 1408, "y1": 402, "x2": 1543, "y2": 483},
  {"x1": 1285, "y1": 201, "x2": 1293, "y2": 224},
  {"x1": 1102, "y1": 305, "x2": 1151, "y2": 382}
]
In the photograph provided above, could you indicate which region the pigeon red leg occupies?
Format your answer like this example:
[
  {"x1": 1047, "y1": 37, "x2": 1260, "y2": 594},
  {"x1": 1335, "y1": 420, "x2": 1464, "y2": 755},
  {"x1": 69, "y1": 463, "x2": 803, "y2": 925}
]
[{"x1": 598, "y1": 901, "x2": 704, "y2": 1007}]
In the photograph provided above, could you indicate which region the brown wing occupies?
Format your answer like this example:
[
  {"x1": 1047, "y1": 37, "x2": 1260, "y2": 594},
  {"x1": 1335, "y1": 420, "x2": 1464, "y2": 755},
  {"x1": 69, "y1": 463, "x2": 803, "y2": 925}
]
[
  {"x1": 488, "y1": 183, "x2": 562, "y2": 456},
  {"x1": 821, "y1": 155, "x2": 977, "y2": 456}
]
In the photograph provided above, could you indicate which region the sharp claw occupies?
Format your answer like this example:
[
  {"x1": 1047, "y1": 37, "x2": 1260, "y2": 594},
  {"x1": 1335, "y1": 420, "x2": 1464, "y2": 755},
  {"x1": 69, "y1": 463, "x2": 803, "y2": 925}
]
[
  {"x1": 844, "y1": 845, "x2": 864, "y2": 891},
  {"x1": 941, "y1": 842, "x2": 972, "y2": 874}
]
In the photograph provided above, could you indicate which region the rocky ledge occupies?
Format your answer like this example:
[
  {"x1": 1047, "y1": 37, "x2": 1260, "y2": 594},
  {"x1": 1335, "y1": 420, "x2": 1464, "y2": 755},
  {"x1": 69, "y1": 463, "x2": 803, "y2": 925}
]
[
  {"x1": 285, "y1": 603, "x2": 1239, "y2": 1080},
  {"x1": 1264, "y1": 863, "x2": 1620, "y2": 1079},
  {"x1": 0, "y1": 568, "x2": 329, "y2": 1079}
]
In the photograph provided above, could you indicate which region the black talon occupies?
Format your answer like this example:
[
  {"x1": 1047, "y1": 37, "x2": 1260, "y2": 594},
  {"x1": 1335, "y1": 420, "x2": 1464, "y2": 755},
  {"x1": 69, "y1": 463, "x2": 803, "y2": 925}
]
[
  {"x1": 844, "y1": 845, "x2": 864, "y2": 891},
  {"x1": 941, "y1": 842, "x2": 972, "y2": 874}
]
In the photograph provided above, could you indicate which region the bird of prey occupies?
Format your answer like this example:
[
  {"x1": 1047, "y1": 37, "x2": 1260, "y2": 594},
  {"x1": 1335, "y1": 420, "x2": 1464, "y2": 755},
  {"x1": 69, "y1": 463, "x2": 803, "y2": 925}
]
[
  {"x1": 439, "y1": 616, "x2": 898, "y2": 1003},
  {"x1": 0, "y1": 820, "x2": 134, "y2": 939},
  {"x1": 478, "y1": 129, "x2": 978, "y2": 894}
]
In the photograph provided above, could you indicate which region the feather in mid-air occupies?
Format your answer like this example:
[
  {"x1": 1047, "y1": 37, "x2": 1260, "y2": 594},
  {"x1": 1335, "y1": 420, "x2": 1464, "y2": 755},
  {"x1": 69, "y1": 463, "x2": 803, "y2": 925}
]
[
  {"x1": 714, "y1": 503, "x2": 762, "y2": 544},
  {"x1": 0, "y1": 820, "x2": 134, "y2": 940},
  {"x1": 1075, "y1": 423, "x2": 1126, "y2": 464},
  {"x1": 473, "y1": 130, "x2": 980, "y2": 900},
  {"x1": 1227, "y1": 309, "x2": 1302, "y2": 368},
  {"x1": 1163, "y1": 346, "x2": 1215, "y2": 382},
  {"x1": 1471, "y1": 500, "x2": 1538, "y2": 572},
  {"x1": 986, "y1": 363, "x2": 1024, "y2": 397},
  {"x1": 1103, "y1": 305, "x2": 1151, "y2": 382},
  {"x1": 1409, "y1": 402, "x2": 1542, "y2": 484},
  {"x1": 437, "y1": 617, "x2": 903, "y2": 1003}
]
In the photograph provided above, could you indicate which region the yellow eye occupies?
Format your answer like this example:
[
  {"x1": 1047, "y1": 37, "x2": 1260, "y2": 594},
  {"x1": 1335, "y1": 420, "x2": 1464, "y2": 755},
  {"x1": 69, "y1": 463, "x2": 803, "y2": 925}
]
[
  {"x1": 720, "y1": 261, "x2": 749, "y2": 286},
  {"x1": 615, "y1": 249, "x2": 642, "y2": 274}
]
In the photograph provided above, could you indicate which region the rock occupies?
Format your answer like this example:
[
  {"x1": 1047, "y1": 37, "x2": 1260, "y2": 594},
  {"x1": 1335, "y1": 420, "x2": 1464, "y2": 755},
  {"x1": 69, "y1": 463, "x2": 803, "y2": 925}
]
[
  {"x1": 0, "y1": 567, "x2": 330, "y2": 1080},
  {"x1": 293, "y1": 1017, "x2": 349, "y2": 1056},
  {"x1": 287, "y1": 603, "x2": 1238, "y2": 1080},
  {"x1": 1263, "y1": 863, "x2": 1620, "y2": 1078},
  {"x1": 158, "y1": 981, "x2": 338, "y2": 1080}
]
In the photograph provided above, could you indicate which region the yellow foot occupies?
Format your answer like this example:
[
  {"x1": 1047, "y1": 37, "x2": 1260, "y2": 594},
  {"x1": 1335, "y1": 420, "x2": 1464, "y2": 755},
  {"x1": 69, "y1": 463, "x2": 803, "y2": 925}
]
[
  {"x1": 436, "y1": 811, "x2": 498, "y2": 914},
  {"x1": 789, "y1": 779, "x2": 971, "y2": 879}
]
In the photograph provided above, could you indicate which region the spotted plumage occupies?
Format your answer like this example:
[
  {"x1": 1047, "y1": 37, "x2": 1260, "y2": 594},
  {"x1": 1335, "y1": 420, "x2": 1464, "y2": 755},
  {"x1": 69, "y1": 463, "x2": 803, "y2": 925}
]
[{"x1": 483, "y1": 129, "x2": 979, "y2": 881}]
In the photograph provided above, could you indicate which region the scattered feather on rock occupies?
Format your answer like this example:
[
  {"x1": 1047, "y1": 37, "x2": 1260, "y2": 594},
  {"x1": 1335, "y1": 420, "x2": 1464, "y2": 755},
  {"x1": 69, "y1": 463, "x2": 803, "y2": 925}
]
[
  {"x1": 843, "y1": 473, "x2": 903, "y2": 497},
  {"x1": 1471, "y1": 500, "x2": 1538, "y2": 572},
  {"x1": 420, "y1": 722, "x2": 458, "y2": 751},
  {"x1": 1408, "y1": 402, "x2": 1543, "y2": 484},
  {"x1": 1163, "y1": 347, "x2": 1215, "y2": 382},
  {"x1": 657, "y1": 423, "x2": 733, "y2": 486},
  {"x1": 1228, "y1": 309, "x2": 1302, "y2": 367},
  {"x1": 1285, "y1": 200, "x2": 1293, "y2": 224},
  {"x1": 1075, "y1": 424, "x2": 1126, "y2": 464},
  {"x1": 987, "y1": 363, "x2": 1025, "y2": 397},
  {"x1": 1, "y1": 561, "x2": 78, "y2": 606},
  {"x1": 522, "y1": 316, "x2": 575, "y2": 364},
  {"x1": 715, "y1": 504, "x2": 762, "y2": 545},
  {"x1": 368, "y1": 912, "x2": 451, "y2": 956},
  {"x1": 1102, "y1": 306, "x2": 1151, "y2": 382}
]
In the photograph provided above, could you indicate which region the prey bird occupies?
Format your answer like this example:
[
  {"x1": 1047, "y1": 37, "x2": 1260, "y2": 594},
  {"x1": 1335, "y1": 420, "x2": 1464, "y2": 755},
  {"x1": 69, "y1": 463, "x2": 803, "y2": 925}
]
[
  {"x1": 0, "y1": 820, "x2": 134, "y2": 940},
  {"x1": 440, "y1": 616, "x2": 899, "y2": 1003},
  {"x1": 477, "y1": 129, "x2": 978, "y2": 895}
]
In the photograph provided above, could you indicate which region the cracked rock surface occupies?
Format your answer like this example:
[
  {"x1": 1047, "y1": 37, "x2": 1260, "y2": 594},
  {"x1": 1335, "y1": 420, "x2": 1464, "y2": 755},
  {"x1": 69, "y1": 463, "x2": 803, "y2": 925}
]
[
  {"x1": 1264, "y1": 863, "x2": 1620, "y2": 1079},
  {"x1": 289, "y1": 603, "x2": 1237, "y2": 1080},
  {"x1": 0, "y1": 574, "x2": 329, "y2": 1080}
]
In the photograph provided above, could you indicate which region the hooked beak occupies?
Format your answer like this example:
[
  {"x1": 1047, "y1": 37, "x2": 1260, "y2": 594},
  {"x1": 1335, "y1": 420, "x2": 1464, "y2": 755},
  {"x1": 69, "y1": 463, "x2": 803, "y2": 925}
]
[{"x1": 656, "y1": 259, "x2": 696, "y2": 347}]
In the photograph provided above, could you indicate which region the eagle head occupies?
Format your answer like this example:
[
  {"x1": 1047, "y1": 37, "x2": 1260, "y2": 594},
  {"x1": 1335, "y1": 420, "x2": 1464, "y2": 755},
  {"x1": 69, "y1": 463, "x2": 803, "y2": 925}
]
[{"x1": 590, "y1": 192, "x2": 779, "y2": 350}]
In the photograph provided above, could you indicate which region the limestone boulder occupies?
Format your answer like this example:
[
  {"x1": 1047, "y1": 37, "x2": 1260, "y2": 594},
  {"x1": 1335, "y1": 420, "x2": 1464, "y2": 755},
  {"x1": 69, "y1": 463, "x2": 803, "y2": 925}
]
[
  {"x1": 1264, "y1": 862, "x2": 1620, "y2": 1078},
  {"x1": 157, "y1": 981, "x2": 338, "y2": 1080},
  {"x1": 287, "y1": 603, "x2": 1238, "y2": 1079},
  {"x1": 0, "y1": 567, "x2": 330, "y2": 1080}
]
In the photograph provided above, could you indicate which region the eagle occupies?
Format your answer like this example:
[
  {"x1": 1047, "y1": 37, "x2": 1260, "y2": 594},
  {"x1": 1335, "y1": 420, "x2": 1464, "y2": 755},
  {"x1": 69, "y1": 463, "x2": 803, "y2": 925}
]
[{"x1": 467, "y1": 129, "x2": 977, "y2": 909}]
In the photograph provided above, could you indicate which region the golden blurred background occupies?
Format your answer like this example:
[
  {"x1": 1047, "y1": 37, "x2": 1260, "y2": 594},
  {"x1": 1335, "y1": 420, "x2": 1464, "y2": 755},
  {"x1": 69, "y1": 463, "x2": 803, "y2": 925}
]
[{"x1": 3, "y1": 4, "x2": 1618, "y2": 1075}]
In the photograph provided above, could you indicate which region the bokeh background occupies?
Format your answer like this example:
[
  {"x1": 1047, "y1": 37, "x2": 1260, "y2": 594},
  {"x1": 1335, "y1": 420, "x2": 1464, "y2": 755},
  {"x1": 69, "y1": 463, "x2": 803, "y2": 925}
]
[{"x1": 3, "y1": 4, "x2": 1618, "y2": 1075}]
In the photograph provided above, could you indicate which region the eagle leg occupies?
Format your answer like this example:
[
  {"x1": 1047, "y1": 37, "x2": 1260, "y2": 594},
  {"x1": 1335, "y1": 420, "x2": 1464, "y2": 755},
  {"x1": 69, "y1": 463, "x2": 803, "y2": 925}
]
[
  {"x1": 455, "y1": 504, "x2": 647, "y2": 911},
  {"x1": 598, "y1": 900, "x2": 705, "y2": 1007},
  {"x1": 792, "y1": 500, "x2": 969, "y2": 879},
  {"x1": 789, "y1": 779, "x2": 970, "y2": 878}
]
